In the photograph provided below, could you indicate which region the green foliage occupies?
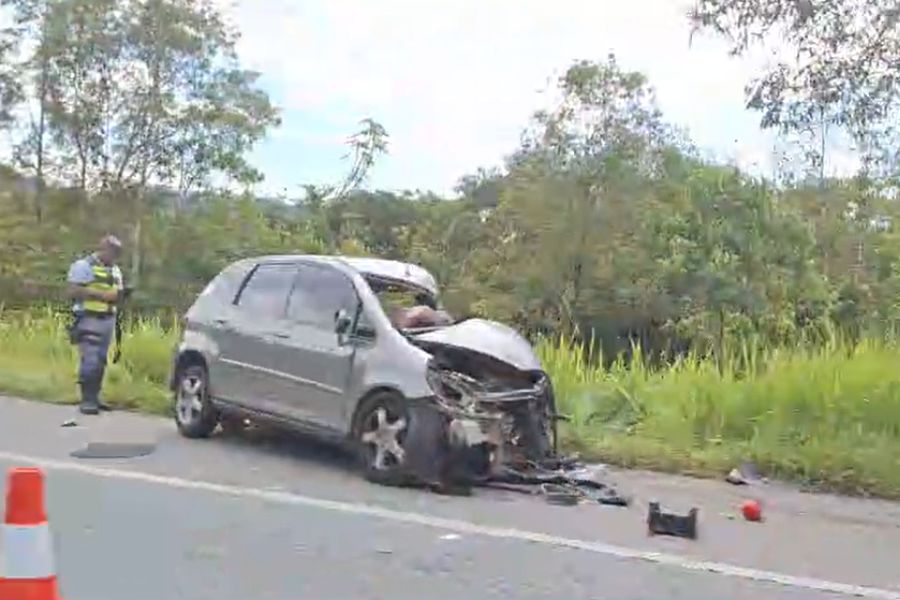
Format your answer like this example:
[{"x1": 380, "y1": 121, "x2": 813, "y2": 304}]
[
  {"x1": 0, "y1": 308, "x2": 174, "y2": 413},
  {"x1": 538, "y1": 334, "x2": 900, "y2": 497},
  {"x1": 690, "y1": 0, "x2": 900, "y2": 182}
]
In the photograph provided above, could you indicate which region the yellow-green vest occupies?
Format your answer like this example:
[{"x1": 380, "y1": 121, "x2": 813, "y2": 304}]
[{"x1": 82, "y1": 257, "x2": 122, "y2": 315}]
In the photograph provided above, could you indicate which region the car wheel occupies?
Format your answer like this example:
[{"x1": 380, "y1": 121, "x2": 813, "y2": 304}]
[
  {"x1": 353, "y1": 392, "x2": 412, "y2": 486},
  {"x1": 174, "y1": 364, "x2": 219, "y2": 439}
]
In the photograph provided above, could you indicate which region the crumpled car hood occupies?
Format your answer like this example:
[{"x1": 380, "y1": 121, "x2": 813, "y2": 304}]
[{"x1": 410, "y1": 318, "x2": 542, "y2": 372}]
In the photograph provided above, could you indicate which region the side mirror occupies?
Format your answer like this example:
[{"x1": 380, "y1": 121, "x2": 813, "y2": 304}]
[{"x1": 334, "y1": 309, "x2": 353, "y2": 335}]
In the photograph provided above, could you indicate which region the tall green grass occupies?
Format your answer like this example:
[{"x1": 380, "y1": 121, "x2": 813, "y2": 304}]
[
  {"x1": 537, "y1": 334, "x2": 900, "y2": 497},
  {"x1": 2, "y1": 310, "x2": 899, "y2": 497},
  {"x1": 0, "y1": 307, "x2": 177, "y2": 414}
]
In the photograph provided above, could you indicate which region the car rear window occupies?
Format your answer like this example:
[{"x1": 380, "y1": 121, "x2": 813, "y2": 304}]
[{"x1": 235, "y1": 262, "x2": 298, "y2": 318}]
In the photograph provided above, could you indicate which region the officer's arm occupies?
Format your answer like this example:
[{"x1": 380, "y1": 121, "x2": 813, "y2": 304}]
[
  {"x1": 66, "y1": 284, "x2": 108, "y2": 301},
  {"x1": 66, "y1": 260, "x2": 113, "y2": 301}
]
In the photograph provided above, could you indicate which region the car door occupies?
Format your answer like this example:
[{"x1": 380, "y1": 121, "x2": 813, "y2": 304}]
[
  {"x1": 213, "y1": 261, "x2": 299, "y2": 416},
  {"x1": 269, "y1": 263, "x2": 359, "y2": 431}
]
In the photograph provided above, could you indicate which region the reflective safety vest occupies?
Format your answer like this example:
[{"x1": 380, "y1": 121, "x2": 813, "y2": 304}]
[{"x1": 82, "y1": 255, "x2": 123, "y2": 315}]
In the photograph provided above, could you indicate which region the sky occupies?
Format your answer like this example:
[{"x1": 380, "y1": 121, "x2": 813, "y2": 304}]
[
  {"x1": 0, "y1": 0, "x2": 862, "y2": 197},
  {"x1": 222, "y1": 0, "x2": 806, "y2": 198}
]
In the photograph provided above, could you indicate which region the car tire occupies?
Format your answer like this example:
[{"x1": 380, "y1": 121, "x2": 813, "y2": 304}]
[
  {"x1": 352, "y1": 392, "x2": 412, "y2": 486},
  {"x1": 174, "y1": 364, "x2": 219, "y2": 439}
]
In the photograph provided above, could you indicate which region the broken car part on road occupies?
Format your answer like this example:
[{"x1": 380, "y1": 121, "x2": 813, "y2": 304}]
[
  {"x1": 484, "y1": 460, "x2": 630, "y2": 507},
  {"x1": 648, "y1": 502, "x2": 699, "y2": 540}
]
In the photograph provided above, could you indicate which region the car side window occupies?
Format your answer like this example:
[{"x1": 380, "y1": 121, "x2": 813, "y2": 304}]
[
  {"x1": 235, "y1": 263, "x2": 298, "y2": 319},
  {"x1": 288, "y1": 264, "x2": 359, "y2": 329}
]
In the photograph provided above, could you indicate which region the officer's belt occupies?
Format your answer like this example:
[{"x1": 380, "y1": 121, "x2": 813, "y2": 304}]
[{"x1": 79, "y1": 310, "x2": 115, "y2": 320}]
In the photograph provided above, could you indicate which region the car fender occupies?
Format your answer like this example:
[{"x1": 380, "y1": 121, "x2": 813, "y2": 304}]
[
  {"x1": 345, "y1": 336, "x2": 433, "y2": 424},
  {"x1": 169, "y1": 330, "x2": 220, "y2": 390}
]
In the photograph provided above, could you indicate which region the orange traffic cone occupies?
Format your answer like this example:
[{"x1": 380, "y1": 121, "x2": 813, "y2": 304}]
[{"x1": 0, "y1": 467, "x2": 62, "y2": 600}]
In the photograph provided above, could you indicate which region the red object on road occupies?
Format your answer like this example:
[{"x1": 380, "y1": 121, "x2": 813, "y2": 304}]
[
  {"x1": 0, "y1": 467, "x2": 62, "y2": 600},
  {"x1": 741, "y1": 499, "x2": 763, "y2": 522}
]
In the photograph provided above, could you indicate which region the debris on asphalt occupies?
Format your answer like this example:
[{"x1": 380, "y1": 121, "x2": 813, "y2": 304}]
[
  {"x1": 592, "y1": 488, "x2": 630, "y2": 507},
  {"x1": 726, "y1": 468, "x2": 748, "y2": 485},
  {"x1": 483, "y1": 481, "x2": 541, "y2": 496},
  {"x1": 647, "y1": 502, "x2": 699, "y2": 540},
  {"x1": 741, "y1": 499, "x2": 763, "y2": 522},
  {"x1": 566, "y1": 463, "x2": 607, "y2": 481},
  {"x1": 484, "y1": 459, "x2": 630, "y2": 507},
  {"x1": 540, "y1": 483, "x2": 580, "y2": 506},
  {"x1": 726, "y1": 461, "x2": 764, "y2": 485},
  {"x1": 439, "y1": 533, "x2": 462, "y2": 541},
  {"x1": 60, "y1": 419, "x2": 78, "y2": 428}
]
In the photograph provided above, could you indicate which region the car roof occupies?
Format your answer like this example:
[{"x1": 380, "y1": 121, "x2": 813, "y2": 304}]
[{"x1": 240, "y1": 254, "x2": 439, "y2": 297}]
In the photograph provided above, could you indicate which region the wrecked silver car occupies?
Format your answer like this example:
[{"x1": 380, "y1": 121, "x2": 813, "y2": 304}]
[{"x1": 169, "y1": 255, "x2": 557, "y2": 488}]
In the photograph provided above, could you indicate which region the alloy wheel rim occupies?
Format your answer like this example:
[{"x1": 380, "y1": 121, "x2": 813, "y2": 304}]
[
  {"x1": 176, "y1": 374, "x2": 204, "y2": 425},
  {"x1": 360, "y1": 407, "x2": 407, "y2": 470}
]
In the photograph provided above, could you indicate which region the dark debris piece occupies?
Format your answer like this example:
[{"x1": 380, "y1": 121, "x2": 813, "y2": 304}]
[
  {"x1": 541, "y1": 483, "x2": 581, "y2": 506},
  {"x1": 487, "y1": 461, "x2": 630, "y2": 507},
  {"x1": 647, "y1": 502, "x2": 698, "y2": 540}
]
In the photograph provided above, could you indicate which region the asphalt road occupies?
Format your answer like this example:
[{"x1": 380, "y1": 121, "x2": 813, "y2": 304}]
[{"x1": 1, "y1": 397, "x2": 900, "y2": 600}]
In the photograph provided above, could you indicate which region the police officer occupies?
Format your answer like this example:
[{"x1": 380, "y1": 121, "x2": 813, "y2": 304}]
[{"x1": 66, "y1": 235, "x2": 125, "y2": 415}]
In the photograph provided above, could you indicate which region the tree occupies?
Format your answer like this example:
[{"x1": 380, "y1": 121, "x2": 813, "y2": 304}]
[
  {"x1": 4, "y1": 0, "x2": 281, "y2": 278},
  {"x1": 0, "y1": 0, "x2": 55, "y2": 222},
  {"x1": 298, "y1": 118, "x2": 389, "y2": 253},
  {"x1": 514, "y1": 54, "x2": 681, "y2": 175},
  {"x1": 330, "y1": 117, "x2": 389, "y2": 201},
  {"x1": 483, "y1": 55, "x2": 680, "y2": 336},
  {"x1": 689, "y1": 0, "x2": 900, "y2": 176}
]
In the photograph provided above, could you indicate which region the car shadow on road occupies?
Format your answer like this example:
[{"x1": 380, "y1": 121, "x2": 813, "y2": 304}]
[{"x1": 212, "y1": 423, "x2": 359, "y2": 475}]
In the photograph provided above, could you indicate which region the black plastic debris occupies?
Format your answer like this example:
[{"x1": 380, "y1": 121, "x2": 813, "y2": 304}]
[
  {"x1": 647, "y1": 502, "x2": 698, "y2": 539},
  {"x1": 70, "y1": 442, "x2": 156, "y2": 459},
  {"x1": 541, "y1": 483, "x2": 580, "y2": 506},
  {"x1": 485, "y1": 461, "x2": 630, "y2": 507},
  {"x1": 594, "y1": 488, "x2": 630, "y2": 507}
]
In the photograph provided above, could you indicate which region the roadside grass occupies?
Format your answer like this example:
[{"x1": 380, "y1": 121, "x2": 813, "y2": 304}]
[
  {"x1": 539, "y1": 334, "x2": 900, "y2": 498},
  {"x1": 2, "y1": 309, "x2": 900, "y2": 498},
  {"x1": 0, "y1": 307, "x2": 176, "y2": 415}
]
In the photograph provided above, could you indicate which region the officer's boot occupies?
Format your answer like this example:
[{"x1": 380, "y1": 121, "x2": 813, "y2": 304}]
[
  {"x1": 79, "y1": 379, "x2": 100, "y2": 415},
  {"x1": 96, "y1": 390, "x2": 112, "y2": 412}
]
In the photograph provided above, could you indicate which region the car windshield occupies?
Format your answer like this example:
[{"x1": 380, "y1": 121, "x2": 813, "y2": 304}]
[{"x1": 364, "y1": 275, "x2": 453, "y2": 331}]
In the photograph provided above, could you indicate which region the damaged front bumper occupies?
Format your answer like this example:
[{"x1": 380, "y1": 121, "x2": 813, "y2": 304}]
[
  {"x1": 400, "y1": 398, "x2": 504, "y2": 488},
  {"x1": 400, "y1": 374, "x2": 553, "y2": 488}
]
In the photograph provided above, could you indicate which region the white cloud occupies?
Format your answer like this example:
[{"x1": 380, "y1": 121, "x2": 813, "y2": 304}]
[{"x1": 221, "y1": 0, "x2": 798, "y2": 193}]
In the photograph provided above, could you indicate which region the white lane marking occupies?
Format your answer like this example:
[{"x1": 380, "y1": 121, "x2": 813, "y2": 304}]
[{"x1": 0, "y1": 450, "x2": 897, "y2": 599}]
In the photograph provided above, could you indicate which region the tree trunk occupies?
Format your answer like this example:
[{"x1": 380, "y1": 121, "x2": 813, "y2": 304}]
[{"x1": 33, "y1": 18, "x2": 50, "y2": 223}]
